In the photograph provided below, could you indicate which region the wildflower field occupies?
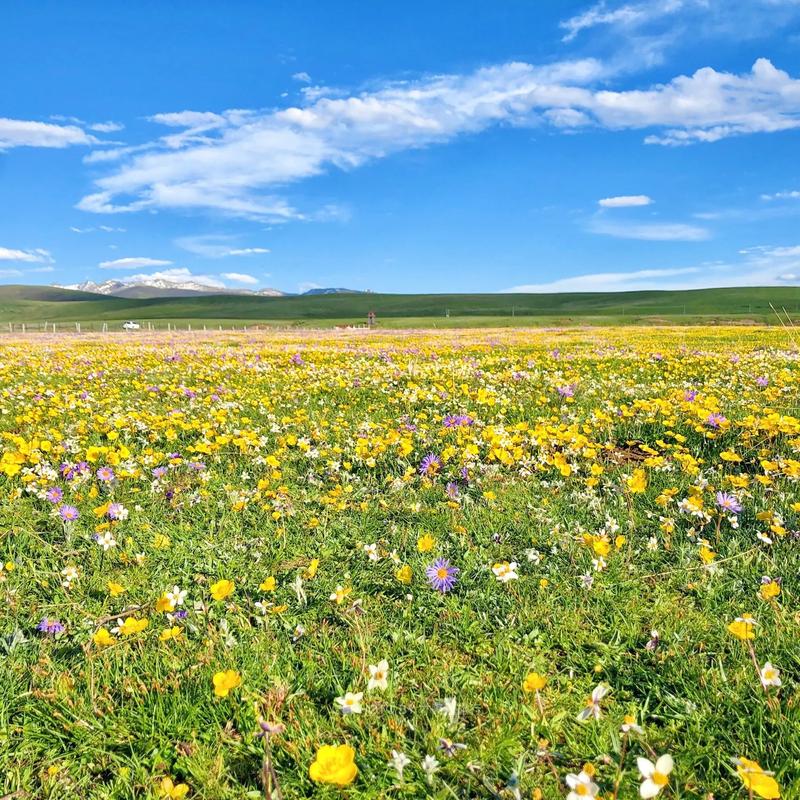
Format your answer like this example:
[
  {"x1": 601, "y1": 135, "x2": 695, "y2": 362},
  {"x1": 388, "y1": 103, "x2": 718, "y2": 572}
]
[{"x1": 2, "y1": 326, "x2": 799, "y2": 799}]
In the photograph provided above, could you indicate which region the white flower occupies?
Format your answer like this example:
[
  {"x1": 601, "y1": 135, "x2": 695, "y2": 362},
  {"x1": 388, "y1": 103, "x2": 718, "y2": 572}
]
[
  {"x1": 166, "y1": 585, "x2": 186, "y2": 607},
  {"x1": 334, "y1": 691, "x2": 363, "y2": 715},
  {"x1": 621, "y1": 715, "x2": 644, "y2": 735},
  {"x1": 757, "y1": 531, "x2": 773, "y2": 545},
  {"x1": 437, "y1": 696, "x2": 458, "y2": 724},
  {"x1": 638, "y1": 754, "x2": 673, "y2": 798},
  {"x1": 526, "y1": 548, "x2": 542, "y2": 564},
  {"x1": 368, "y1": 659, "x2": 389, "y2": 691},
  {"x1": 421, "y1": 754, "x2": 440, "y2": 783},
  {"x1": 566, "y1": 770, "x2": 599, "y2": 800},
  {"x1": 389, "y1": 750, "x2": 410, "y2": 779},
  {"x1": 364, "y1": 542, "x2": 379, "y2": 561},
  {"x1": 577, "y1": 684, "x2": 609, "y2": 721},
  {"x1": 95, "y1": 531, "x2": 117, "y2": 551},
  {"x1": 492, "y1": 561, "x2": 519, "y2": 582},
  {"x1": 61, "y1": 565, "x2": 79, "y2": 586},
  {"x1": 760, "y1": 662, "x2": 782, "y2": 688}
]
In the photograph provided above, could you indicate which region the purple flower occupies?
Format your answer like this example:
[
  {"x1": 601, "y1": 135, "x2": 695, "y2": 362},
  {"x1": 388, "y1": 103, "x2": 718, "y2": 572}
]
[
  {"x1": 96, "y1": 466, "x2": 115, "y2": 482},
  {"x1": 58, "y1": 504, "x2": 79, "y2": 522},
  {"x1": 443, "y1": 414, "x2": 473, "y2": 428},
  {"x1": 290, "y1": 353, "x2": 304, "y2": 365},
  {"x1": 716, "y1": 492, "x2": 742, "y2": 514},
  {"x1": 684, "y1": 390, "x2": 698, "y2": 402},
  {"x1": 706, "y1": 412, "x2": 726, "y2": 429},
  {"x1": 152, "y1": 466, "x2": 168, "y2": 478},
  {"x1": 45, "y1": 487, "x2": 63, "y2": 504},
  {"x1": 419, "y1": 453, "x2": 442, "y2": 477},
  {"x1": 756, "y1": 376, "x2": 769, "y2": 387},
  {"x1": 557, "y1": 384, "x2": 575, "y2": 399},
  {"x1": 426, "y1": 558, "x2": 459, "y2": 593},
  {"x1": 107, "y1": 502, "x2": 127, "y2": 520},
  {"x1": 445, "y1": 482, "x2": 460, "y2": 501},
  {"x1": 37, "y1": 617, "x2": 65, "y2": 635}
]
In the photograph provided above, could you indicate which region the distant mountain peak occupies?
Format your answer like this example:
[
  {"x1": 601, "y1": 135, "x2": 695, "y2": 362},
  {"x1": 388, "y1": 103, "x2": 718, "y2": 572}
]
[{"x1": 59, "y1": 278, "x2": 286, "y2": 299}]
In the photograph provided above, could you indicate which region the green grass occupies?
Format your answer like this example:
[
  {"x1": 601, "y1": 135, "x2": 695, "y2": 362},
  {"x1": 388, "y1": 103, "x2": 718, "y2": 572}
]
[
  {"x1": 1, "y1": 328, "x2": 799, "y2": 798},
  {"x1": 1, "y1": 284, "x2": 800, "y2": 328}
]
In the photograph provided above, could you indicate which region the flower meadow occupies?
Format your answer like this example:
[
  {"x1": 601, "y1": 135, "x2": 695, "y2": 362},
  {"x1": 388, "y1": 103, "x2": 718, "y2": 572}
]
[{"x1": 1, "y1": 326, "x2": 799, "y2": 799}]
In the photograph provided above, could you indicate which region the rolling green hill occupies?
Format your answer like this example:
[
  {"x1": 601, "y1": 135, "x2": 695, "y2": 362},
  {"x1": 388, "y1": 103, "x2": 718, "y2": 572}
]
[{"x1": 0, "y1": 284, "x2": 798, "y2": 328}]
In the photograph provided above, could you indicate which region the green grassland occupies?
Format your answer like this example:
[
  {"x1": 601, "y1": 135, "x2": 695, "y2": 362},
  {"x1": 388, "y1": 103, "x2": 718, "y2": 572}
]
[{"x1": 1, "y1": 284, "x2": 800, "y2": 329}]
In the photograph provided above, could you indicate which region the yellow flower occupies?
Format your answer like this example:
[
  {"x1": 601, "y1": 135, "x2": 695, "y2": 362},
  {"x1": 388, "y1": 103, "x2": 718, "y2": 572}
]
[
  {"x1": 152, "y1": 533, "x2": 171, "y2": 550},
  {"x1": 417, "y1": 533, "x2": 435, "y2": 553},
  {"x1": 304, "y1": 558, "x2": 319, "y2": 579},
  {"x1": 159, "y1": 626, "x2": 183, "y2": 642},
  {"x1": 727, "y1": 615, "x2": 757, "y2": 641},
  {"x1": 107, "y1": 581, "x2": 125, "y2": 597},
  {"x1": 119, "y1": 617, "x2": 149, "y2": 636},
  {"x1": 210, "y1": 579, "x2": 235, "y2": 601},
  {"x1": 212, "y1": 669, "x2": 242, "y2": 698},
  {"x1": 259, "y1": 576, "x2": 276, "y2": 591},
  {"x1": 159, "y1": 776, "x2": 190, "y2": 799},
  {"x1": 309, "y1": 744, "x2": 358, "y2": 786},
  {"x1": 395, "y1": 564, "x2": 412, "y2": 584},
  {"x1": 92, "y1": 627, "x2": 116, "y2": 647},
  {"x1": 523, "y1": 672, "x2": 547, "y2": 692},
  {"x1": 736, "y1": 757, "x2": 781, "y2": 799},
  {"x1": 759, "y1": 581, "x2": 781, "y2": 600},
  {"x1": 626, "y1": 468, "x2": 647, "y2": 494},
  {"x1": 155, "y1": 594, "x2": 175, "y2": 613}
]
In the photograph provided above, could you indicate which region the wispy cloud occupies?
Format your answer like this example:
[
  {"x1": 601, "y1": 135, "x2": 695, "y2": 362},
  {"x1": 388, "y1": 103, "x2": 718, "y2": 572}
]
[
  {"x1": 761, "y1": 189, "x2": 800, "y2": 201},
  {"x1": 0, "y1": 247, "x2": 54, "y2": 263},
  {"x1": 98, "y1": 257, "x2": 172, "y2": 270},
  {"x1": 175, "y1": 235, "x2": 270, "y2": 258},
  {"x1": 505, "y1": 243, "x2": 800, "y2": 292},
  {"x1": 292, "y1": 71, "x2": 312, "y2": 83},
  {"x1": 77, "y1": 58, "x2": 800, "y2": 219},
  {"x1": 598, "y1": 194, "x2": 653, "y2": 207},
  {"x1": 220, "y1": 272, "x2": 259, "y2": 284},
  {"x1": 70, "y1": 225, "x2": 127, "y2": 233},
  {"x1": 588, "y1": 219, "x2": 710, "y2": 240},
  {"x1": 0, "y1": 118, "x2": 97, "y2": 150}
]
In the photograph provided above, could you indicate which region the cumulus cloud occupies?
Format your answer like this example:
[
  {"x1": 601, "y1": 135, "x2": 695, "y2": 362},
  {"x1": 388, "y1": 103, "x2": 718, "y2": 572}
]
[
  {"x1": 98, "y1": 257, "x2": 173, "y2": 269},
  {"x1": 292, "y1": 71, "x2": 312, "y2": 83},
  {"x1": 0, "y1": 118, "x2": 97, "y2": 150},
  {"x1": 89, "y1": 121, "x2": 125, "y2": 133},
  {"x1": 221, "y1": 272, "x2": 259, "y2": 284},
  {"x1": 0, "y1": 247, "x2": 54, "y2": 263},
  {"x1": 598, "y1": 194, "x2": 653, "y2": 207},
  {"x1": 76, "y1": 58, "x2": 800, "y2": 219}
]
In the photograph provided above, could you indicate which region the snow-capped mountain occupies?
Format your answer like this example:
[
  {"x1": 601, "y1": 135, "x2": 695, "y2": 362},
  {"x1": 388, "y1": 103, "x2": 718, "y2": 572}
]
[{"x1": 62, "y1": 279, "x2": 286, "y2": 299}]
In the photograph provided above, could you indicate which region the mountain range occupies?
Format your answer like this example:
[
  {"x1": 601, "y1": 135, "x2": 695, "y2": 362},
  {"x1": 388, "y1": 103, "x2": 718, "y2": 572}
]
[{"x1": 60, "y1": 279, "x2": 365, "y2": 299}]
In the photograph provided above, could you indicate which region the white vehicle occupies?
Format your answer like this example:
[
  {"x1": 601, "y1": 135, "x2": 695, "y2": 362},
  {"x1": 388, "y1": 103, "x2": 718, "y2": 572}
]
[{"x1": 122, "y1": 320, "x2": 140, "y2": 330}]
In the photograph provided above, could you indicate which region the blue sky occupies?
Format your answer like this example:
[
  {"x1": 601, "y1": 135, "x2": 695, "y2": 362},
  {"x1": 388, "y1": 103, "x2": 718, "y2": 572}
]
[{"x1": 2, "y1": 0, "x2": 800, "y2": 294}]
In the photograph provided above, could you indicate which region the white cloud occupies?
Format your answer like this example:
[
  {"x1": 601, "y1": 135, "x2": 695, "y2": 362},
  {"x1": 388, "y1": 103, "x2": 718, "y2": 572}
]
[
  {"x1": 221, "y1": 272, "x2": 259, "y2": 284},
  {"x1": 99, "y1": 257, "x2": 173, "y2": 269},
  {"x1": 0, "y1": 118, "x2": 97, "y2": 150},
  {"x1": 89, "y1": 121, "x2": 125, "y2": 133},
  {"x1": 0, "y1": 247, "x2": 53, "y2": 263},
  {"x1": 598, "y1": 194, "x2": 653, "y2": 207},
  {"x1": 175, "y1": 235, "x2": 271, "y2": 258},
  {"x1": 0, "y1": 269, "x2": 23, "y2": 278},
  {"x1": 292, "y1": 71, "x2": 312, "y2": 83},
  {"x1": 70, "y1": 225, "x2": 127, "y2": 233},
  {"x1": 588, "y1": 219, "x2": 710, "y2": 240},
  {"x1": 761, "y1": 189, "x2": 800, "y2": 200},
  {"x1": 559, "y1": 0, "x2": 702, "y2": 42},
  {"x1": 77, "y1": 58, "x2": 800, "y2": 219},
  {"x1": 120, "y1": 267, "x2": 226, "y2": 289},
  {"x1": 505, "y1": 243, "x2": 800, "y2": 292}
]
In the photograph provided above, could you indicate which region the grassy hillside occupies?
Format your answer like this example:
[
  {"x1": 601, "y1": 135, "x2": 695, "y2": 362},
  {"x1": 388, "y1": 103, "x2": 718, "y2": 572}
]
[{"x1": 0, "y1": 284, "x2": 799, "y2": 327}]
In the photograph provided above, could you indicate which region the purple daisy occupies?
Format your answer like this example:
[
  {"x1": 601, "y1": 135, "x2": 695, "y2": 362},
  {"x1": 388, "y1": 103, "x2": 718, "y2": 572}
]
[
  {"x1": 715, "y1": 491, "x2": 742, "y2": 514},
  {"x1": 706, "y1": 412, "x2": 727, "y2": 429},
  {"x1": 37, "y1": 617, "x2": 65, "y2": 635},
  {"x1": 419, "y1": 453, "x2": 442, "y2": 477},
  {"x1": 756, "y1": 376, "x2": 769, "y2": 387},
  {"x1": 58, "y1": 504, "x2": 79, "y2": 522},
  {"x1": 683, "y1": 390, "x2": 698, "y2": 402},
  {"x1": 557, "y1": 384, "x2": 575, "y2": 398},
  {"x1": 96, "y1": 466, "x2": 115, "y2": 482},
  {"x1": 426, "y1": 558, "x2": 459, "y2": 593},
  {"x1": 45, "y1": 486, "x2": 63, "y2": 504}
]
